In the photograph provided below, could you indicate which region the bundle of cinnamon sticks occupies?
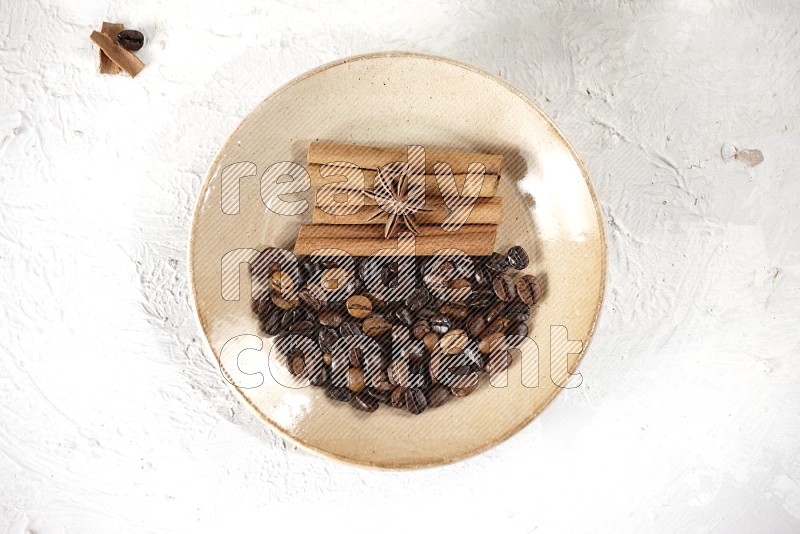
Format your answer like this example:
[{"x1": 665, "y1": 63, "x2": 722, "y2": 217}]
[{"x1": 294, "y1": 141, "x2": 503, "y2": 257}]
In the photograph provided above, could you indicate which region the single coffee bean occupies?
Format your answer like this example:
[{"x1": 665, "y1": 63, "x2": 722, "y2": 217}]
[
  {"x1": 307, "y1": 362, "x2": 330, "y2": 387},
  {"x1": 387, "y1": 359, "x2": 410, "y2": 386},
  {"x1": 411, "y1": 319, "x2": 431, "y2": 340},
  {"x1": 406, "y1": 287, "x2": 430, "y2": 312},
  {"x1": 297, "y1": 287, "x2": 323, "y2": 313},
  {"x1": 320, "y1": 267, "x2": 351, "y2": 291},
  {"x1": 483, "y1": 316, "x2": 509, "y2": 337},
  {"x1": 507, "y1": 321, "x2": 529, "y2": 338},
  {"x1": 507, "y1": 245, "x2": 529, "y2": 270},
  {"x1": 371, "y1": 370, "x2": 395, "y2": 392},
  {"x1": 363, "y1": 317, "x2": 391, "y2": 337},
  {"x1": 448, "y1": 278, "x2": 472, "y2": 300},
  {"x1": 347, "y1": 367, "x2": 366, "y2": 393},
  {"x1": 271, "y1": 293, "x2": 298, "y2": 310},
  {"x1": 116, "y1": 29, "x2": 144, "y2": 51},
  {"x1": 451, "y1": 376, "x2": 479, "y2": 397},
  {"x1": 485, "y1": 301, "x2": 506, "y2": 324},
  {"x1": 440, "y1": 302, "x2": 468, "y2": 320},
  {"x1": 319, "y1": 310, "x2": 344, "y2": 328},
  {"x1": 485, "y1": 252, "x2": 509, "y2": 273},
  {"x1": 390, "y1": 386, "x2": 409, "y2": 409},
  {"x1": 262, "y1": 308, "x2": 283, "y2": 335},
  {"x1": 478, "y1": 332, "x2": 505, "y2": 354},
  {"x1": 347, "y1": 346, "x2": 362, "y2": 367},
  {"x1": 280, "y1": 307, "x2": 303, "y2": 329},
  {"x1": 288, "y1": 320, "x2": 315, "y2": 335},
  {"x1": 474, "y1": 265, "x2": 492, "y2": 286},
  {"x1": 403, "y1": 388, "x2": 428, "y2": 415},
  {"x1": 516, "y1": 274, "x2": 540, "y2": 306},
  {"x1": 350, "y1": 391, "x2": 379, "y2": 412},
  {"x1": 326, "y1": 386, "x2": 352, "y2": 403},
  {"x1": 318, "y1": 327, "x2": 339, "y2": 353},
  {"x1": 440, "y1": 329, "x2": 469, "y2": 355},
  {"x1": 252, "y1": 298, "x2": 273, "y2": 319},
  {"x1": 418, "y1": 306, "x2": 436, "y2": 319},
  {"x1": 426, "y1": 384, "x2": 451, "y2": 408},
  {"x1": 380, "y1": 261, "x2": 399, "y2": 288},
  {"x1": 507, "y1": 300, "x2": 531, "y2": 320},
  {"x1": 346, "y1": 295, "x2": 373, "y2": 318},
  {"x1": 364, "y1": 387, "x2": 392, "y2": 404},
  {"x1": 429, "y1": 314, "x2": 451, "y2": 334},
  {"x1": 394, "y1": 306, "x2": 413, "y2": 326},
  {"x1": 486, "y1": 350, "x2": 513, "y2": 375},
  {"x1": 288, "y1": 351, "x2": 305, "y2": 376},
  {"x1": 492, "y1": 273, "x2": 516, "y2": 302},
  {"x1": 423, "y1": 331, "x2": 440, "y2": 353},
  {"x1": 340, "y1": 322, "x2": 361, "y2": 337},
  {"x1": 270, "y1": 270, "x2": 294, "y2": 294},
  {"x1": 466, "y1": 315, "x2": 487, "y2": 338},
  {"x1": 468, "y1": 288, "x2": 494, "y2": 308}
]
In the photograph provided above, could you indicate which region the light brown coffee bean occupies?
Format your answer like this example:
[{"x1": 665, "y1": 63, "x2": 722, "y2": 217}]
[
  {"x1": 440, "y1": 329, "x2": 468, "y2": 355},
  {"x1": 321, "y1": 267, "x2": 351, "y2": 290},
  {"x1": 271, "y1": 293, "x2": 298, "y2": 310},
  {"x1": 492, "y1": 273, "x2": 516, "y2": 301},
  {"x1": 346, "y1": 295, "x2": 373, "y2": 318},
  {"x1": 478, "y1": 332, "x2": 505, "y2": 354},
  {"x1": 270, "y1": 270, "x2": 293, "y2": 294},
  {"x1": 516, "y1": 274, "x2": 540, "y2": 306},
  {"x1": 363, "y1": 316, "x2": 391, "y2": 337},
  {"x1": 423, "y1": 331, "x2": 440, "y2": 353},
  {"x1": 347, "y1": 367, "x2": 366, "y2": 393},
  {"x1": 319, "y1": 310, "x2": 344, "y2": 328}
]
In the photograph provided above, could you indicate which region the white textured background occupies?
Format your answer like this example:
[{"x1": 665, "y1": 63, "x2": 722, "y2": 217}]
[{"x1": 2, "y1": 0, "x2": 799, "y2": 532}]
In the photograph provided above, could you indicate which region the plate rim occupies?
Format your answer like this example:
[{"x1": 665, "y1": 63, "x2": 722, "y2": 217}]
[{"x1": 187, "y1": 50, "x2": 608, "y2": 470}]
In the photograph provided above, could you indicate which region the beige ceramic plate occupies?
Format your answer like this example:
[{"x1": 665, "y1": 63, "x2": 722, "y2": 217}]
[{"x1": 189, "y1": 52, "x2": 606, "y2": 468}]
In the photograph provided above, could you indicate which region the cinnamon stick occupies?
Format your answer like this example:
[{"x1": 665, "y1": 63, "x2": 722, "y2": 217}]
[
  {"x1": 313, "y1": 196, "x2": 503, "y2": 226},
  {"x1": 99, "y1": 22, "x2": 124, "y2": 75},
  {"x1": 309, "y1": 164, "x2": 499, "y2": 198},
  {"x1": 308, "y1": 141, "x2": 503, "y2": 176},
  {"x1": 90, "y1": 31, "x2": 144, "y2": 78},
  {"x1": 293, "y1": 224, "x2": 498, "y2": 257}
]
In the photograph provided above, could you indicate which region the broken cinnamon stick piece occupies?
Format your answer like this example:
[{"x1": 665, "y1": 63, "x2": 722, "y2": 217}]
[
  {"x1": 313, "y1": 196, "x2": 503, "y2": 226},
  {"x1": 90, "y1": 31, "x2": 144, "y2": 78},
  {"x1": 293, "y1": 224, "x2": 498, "y2": 257},
  {"x1": 99, "y1": 22, "x2": 124, "y2": 75},
  {"x1": 309, "y1": 164, "x2": 499, "y2": 197},
  {"x1": 308, "y1": 141, "x2": 503, "y2": 176}
]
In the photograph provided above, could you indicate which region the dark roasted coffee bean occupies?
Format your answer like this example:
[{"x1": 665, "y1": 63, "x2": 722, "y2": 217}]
[
  {"x1": 252, "y1": 298, "x2": 273, "y2": 319},
  {"x1": 394, "y1": 306, "x2": 413, "y2": 326},
  {"x1": 117, "y1": 29, "x2": 144, "y2": 51},
  {"x1": 347, "y1": 367, "x2": 366, "y2": 392},
  {"x1": 390, "y1": 386, "x2": 409, "y2": 408},
  {"x1": 350, "y1": 391, "x2": 379, "y2": 412},
  {"x1": 403, "y1": 388, "x2": 428, "y2": 415},
  {"x1": 406, "y1": 287, "x2": 430, "y2": 312},
  {"x1": 448, "y1": 278, "x2": 472, "y2": 300},
  {"x1": 364, "y1": 387, "x2": 392, "y2": 404},
  {"x1": 507, "y1": 245, "x2": 529, "y2": 270},
  {"x1": 485, "y1": 252, "x2": 509, "y2": 273},
  {"x1": 363, "y1": 317, "x2": 391, "y2": 337},
  {"x1": 468, "y1": 288, "x2": 494, "y2": 308},
  {"x1": 347, "y1": 346, "x2": 362, "y2": 367},
  {"x1": 429, "y1": 314, "x2": 451, "y2": 334},
  {"x1": 288, "y1": 320, "x2": 315, "y2": 335},
  {"x1": 340, "y1": 322, "x2": 361, "y2": 337},
  {"x1": 418, "y1": 306, "x2": 436, "y2": 319},
  {"x1": 280, "y1": 307, "x2": 302, "y2": 330},
  {"x1": 466, "y1": 315, "x2": 487, "y2": 337},
  {"x1": 483, "y1": 316, "x2": 509, "y2": 336},
  {"x1": 507, "y1": 322, "x2": 529, "y2": 342},
  {"x1": 426, "y1": 384, "x2": 451, "y2": 408},
  {"x1": 492, "y1": 273, "x2": 516, "y2": 302},
  {"x1": 370, "y1": 370, "x2": 395, "y2": 392},
  {"x1": 516, "y1": 274, "x2": 540, "y2": 306},
  {"x1": 423, "y1": 331, "x2": 440, "y2": 353},
  {"x1": 411, "y1": 319, "x2": 431, "y2": 340},
  {"x1": 346, "y1": 295, "x2": 373, "y2": 318},
  {"x1": 485, "y1": 301, "x2": 506, "y2": 324},
  {"x1": 474, "y1": 264, "x2": 492, "y2": 286},
  {"x1": 262, "y1": 308, "x2": 284, "y2": 335},
  {"x1": 326, "y1": 386, "x2": 352, "y2": 402},
  {"x1": 307, "y1": 362, "x2": 330, "y2": 387},
  {"x1": 319, "y1": 310, "x2": 343, "y2": 328},
  {"x1": 380, "y1": 261, "x2": 399, "y2": 288},
  {"x1": 440, "y1": 302, "x2": 468, "y2": 320},
  {"x1": 297, "y1": 287, "x2": 323, "y2": 313},
  {"x1": 318, "y1": 327, "x2": 339, "y2": 353},
  {"x1": 387, "y1": 359, "x2": 410, "y2": 386},
  {"x1": 507, "y1": 300, "x2": 531, "y2": 320}
]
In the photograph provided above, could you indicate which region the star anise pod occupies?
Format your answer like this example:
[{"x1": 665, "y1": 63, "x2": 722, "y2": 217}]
[{"x1": 361, "y1": 166, "x2": 434, "y2": 238}]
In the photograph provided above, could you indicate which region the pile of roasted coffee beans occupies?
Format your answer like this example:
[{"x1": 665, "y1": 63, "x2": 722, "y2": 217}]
[{"x1": 250, "y1": 246, "x2": 539, "y2": 415}]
